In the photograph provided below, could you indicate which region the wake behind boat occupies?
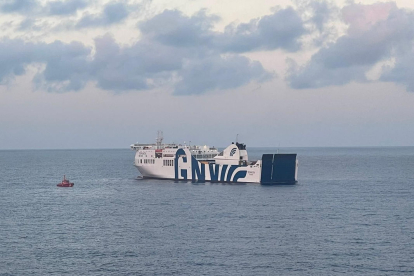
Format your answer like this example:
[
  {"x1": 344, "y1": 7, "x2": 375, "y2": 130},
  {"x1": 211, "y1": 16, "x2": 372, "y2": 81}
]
[{"x1": 131, "y1": 132, "x2": 298, "y2": 184}]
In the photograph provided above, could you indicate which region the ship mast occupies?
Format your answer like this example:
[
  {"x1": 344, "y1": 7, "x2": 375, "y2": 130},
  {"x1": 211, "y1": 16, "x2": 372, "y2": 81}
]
[{"x1": 156, "y1": 130, "x2": 163, "y2": 149}]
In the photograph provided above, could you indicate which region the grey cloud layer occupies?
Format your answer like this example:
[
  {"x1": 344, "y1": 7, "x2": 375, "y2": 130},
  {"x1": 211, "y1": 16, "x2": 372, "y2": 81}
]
[
  {"x1": 0, "y1": 34, "x2": 271, "y2": 94},
  {"x1": 287, "y1": 2, "x2": 414, "y2": 91},
  {"x1": 47, "y1": 0, "x2": 88, "y2": 16},
  {"x1": 175, "y1": 55, "x2": 272, "y2": 95},
  {"x1": 0, "y1": 39, "x2": 90, "y2": 91},
  {"x1": 1, "y1": 0, "x2": 131, "y2": 30},
  {"x1": 1, "y1": 0, "x2": 88, "y2": 16},
  {"x1": 1, "y1": 7, "x2": 306, "y2": 94},
  {"x1": 140, "y1": 8, "x2": 307, "y2": 52},
  {"x1": 4, "y1": 1, "x2": 414, "y2": 93},
  {"x1": 1, "y1": 0, "x2": 39, "y2": 14},
  {"x1": 76, "y1": 2, "x2": 130, "y2": 28},
  {"x1": 381, "y1": 53, "x2": 414, "y2": 91},
  {"x1": 220, "y1": 7, "x2": 307, "y2": 52}
]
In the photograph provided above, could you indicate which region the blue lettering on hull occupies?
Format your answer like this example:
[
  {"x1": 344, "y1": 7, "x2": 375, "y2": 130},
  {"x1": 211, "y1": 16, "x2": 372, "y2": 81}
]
[
  {"x1": 220, "y1": 165, "x2": 228, "y2": 181},
  {"x1": 192, "y1": 156, "x2": 205, "y2": 182},
  {"x1": 209, "y1": 164, "x2": 220, "y2": 182},
  {"x1": 175, "y1": 149, "x2": 247, "y2": 182},
  {"x1": 226, "y1": 165, "x2": 238, "y2": 182}
]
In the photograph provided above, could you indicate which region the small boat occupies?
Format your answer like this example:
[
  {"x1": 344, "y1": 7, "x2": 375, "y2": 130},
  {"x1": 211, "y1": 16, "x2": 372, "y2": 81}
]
[{"x1": 57, "y1": 175, "x2": 74, "y2": 187}]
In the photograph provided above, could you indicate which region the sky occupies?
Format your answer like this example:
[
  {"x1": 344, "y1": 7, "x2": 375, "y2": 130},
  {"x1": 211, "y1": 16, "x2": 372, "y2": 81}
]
[{"x1": 1, "y1": 0, "x2": 414, "y2": 149}]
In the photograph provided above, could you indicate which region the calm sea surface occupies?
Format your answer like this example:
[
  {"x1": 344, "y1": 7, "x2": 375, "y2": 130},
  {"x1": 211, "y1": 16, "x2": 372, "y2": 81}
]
[{"x1": 0, "y1": 147, "x2": 413, "y2": 275}]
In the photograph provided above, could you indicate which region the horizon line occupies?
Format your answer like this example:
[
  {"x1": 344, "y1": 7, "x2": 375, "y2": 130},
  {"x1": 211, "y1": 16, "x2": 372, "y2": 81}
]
[{"x1": 1, "y1": 145, "x2": 414, "y2": 151}]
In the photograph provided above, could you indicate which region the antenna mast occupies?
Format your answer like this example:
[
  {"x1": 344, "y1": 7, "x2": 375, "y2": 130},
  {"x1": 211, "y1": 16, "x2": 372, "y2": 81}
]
[{"x1": 156, "y1": 130, "x2": 163, "y2": 149}]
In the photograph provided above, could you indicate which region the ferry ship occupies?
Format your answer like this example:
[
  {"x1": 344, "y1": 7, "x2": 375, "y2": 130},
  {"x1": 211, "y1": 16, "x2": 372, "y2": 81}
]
[{"x1": 131, "y1": 132, "x2": 298, "y2": 184}]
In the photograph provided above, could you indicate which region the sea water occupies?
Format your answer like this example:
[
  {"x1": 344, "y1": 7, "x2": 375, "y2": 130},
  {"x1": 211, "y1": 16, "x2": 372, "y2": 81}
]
[{"x1": 0, "y1": 147, "x2": 413, "y2": 275}]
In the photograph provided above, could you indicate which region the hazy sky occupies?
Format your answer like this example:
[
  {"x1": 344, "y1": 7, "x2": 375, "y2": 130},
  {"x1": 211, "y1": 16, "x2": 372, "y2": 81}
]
[{"x1": 1, "y1": 0, "x2": 414, "y2": 149}]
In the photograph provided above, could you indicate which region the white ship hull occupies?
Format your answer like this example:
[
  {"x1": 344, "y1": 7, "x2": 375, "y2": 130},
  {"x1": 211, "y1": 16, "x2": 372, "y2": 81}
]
[
  {"x1": 135, "y1": 147, "x2": 262, "y2": 183},
  {"x1": 133, "y1": 139, "x2": 298, "y2": 184}
]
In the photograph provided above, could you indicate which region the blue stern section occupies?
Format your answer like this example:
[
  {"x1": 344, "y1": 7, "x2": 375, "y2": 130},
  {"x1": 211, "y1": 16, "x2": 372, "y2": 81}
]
[{"x1": 260, "y1": 154, "x2": 297, "y2": 184}]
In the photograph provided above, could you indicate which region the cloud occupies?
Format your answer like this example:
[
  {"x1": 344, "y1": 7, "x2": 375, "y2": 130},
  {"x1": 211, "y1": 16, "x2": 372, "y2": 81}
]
[
  {"x1": 0, "y1": 38, "x2": 91, "y2": 91},
  {"x1": 286, "y1": 57, "x2": 367, "y2": 89},
  {"x1": 219, "y1": 7, "x2": 307, "y2": 52},
  {"x1": 381, "y1": 54, "x2": 414, "y2": 92},
  {"x1": 0, "y1": 5, "x2": 317, "y2": 95},
  {"x1": 90, "y1": 35, "x2": 271, "y2": 94},
  {"x1": 18, "y1": 18, "x2": 37, "y2": 31},
  {"x1": 139, "y1": 7, "x2": 307, "y2": 53},
  {"x1": 90, "y1": 7, "x2": 297, "y2": 93},
  {"x1": 174, "y1": 54, "x2": 272, "y2": 95},
  {"x1": 9, "y1": 1, "x2": 134, "y2": 31},
  {"x1": 0, "y1": 39, "x2": 34, "y2": 81},
  {"x1": 35, "y1": 41, "x2": 91, "y2": 91},
  {"x1": 90, "y1": 35, "x2": 159, "y2": 91},
  {"x1": 139, "y1": 9, "x2": 219, "y2": 48},
  {"x1": 1, "y1": 0, "x2": 87, "y2": 16},
  {"x1": 0, "y1": 0, "x2": 40, "y2": 14},
  {"x1": 76, "y1": 2, "x2": 130, "y2": 28},
  {"x1": 47, "y1": 0, "x2": 88, "y2": 16},
  {"x1": 0, "y1": 34, "x2": 271, "y2": 94},
  {"x1": 307, "y1": 1, "x2": 335, "y2": 32},
  {"x1": 287, "y1": 2, "x2": 414, "y2": 90}
]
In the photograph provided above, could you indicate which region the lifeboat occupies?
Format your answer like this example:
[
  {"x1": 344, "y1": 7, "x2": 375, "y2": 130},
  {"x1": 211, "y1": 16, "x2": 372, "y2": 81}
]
[{"x1": 57, "y1": 175, "x2": 74, "y2": 187}]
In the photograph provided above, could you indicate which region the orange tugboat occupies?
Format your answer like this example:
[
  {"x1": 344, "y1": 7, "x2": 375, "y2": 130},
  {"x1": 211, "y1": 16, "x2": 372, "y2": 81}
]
[{"x1": 57, "y1": 175, "x2": 74, "y2": 187}]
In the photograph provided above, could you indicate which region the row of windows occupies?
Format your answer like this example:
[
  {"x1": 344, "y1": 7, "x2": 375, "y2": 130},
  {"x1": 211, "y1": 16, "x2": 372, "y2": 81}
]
[
  {"x1": 140, "y1": 159, "x2": 155, "y2": 164},
  {"x1": 163, "y1": 160, "x2": 174, "y2": 166},
  {"x1": 194, "y1": 154, "x2": 216, "y2": 159}
]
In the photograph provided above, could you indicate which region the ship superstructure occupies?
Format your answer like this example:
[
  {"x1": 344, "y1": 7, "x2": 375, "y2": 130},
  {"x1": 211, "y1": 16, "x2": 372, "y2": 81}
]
[
  {"x1": 131, "y1": 132, "x2": 298, "y2": 184},
  {"x1": 130, "y1": 132, "x2": 220, "y2": 162}
]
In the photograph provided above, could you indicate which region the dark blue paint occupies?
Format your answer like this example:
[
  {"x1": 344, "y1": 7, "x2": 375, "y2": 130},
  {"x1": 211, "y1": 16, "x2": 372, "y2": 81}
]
[
  {"x1": 271, "y1": 154, "x2": 297, "y2": 183},
  {"x1": 220, "y1": 165, "x2": 228, "y2": 181},
  {"x1": 226, "y1": 165, "x2": 238, "y2": 182},
  {"x1": 261, "y1": 154, "x2": 297, "y2": 184},
  {"x1": 260, "y1": 154, "x2": 274, "y2": 183},
  {"x1": 174, "y1": 149, "x2": 186, "y2": 180},
  {"x1": 233, "y1": 170, "x2": 247, "y2": 182},
  {"x1": 191, "y1": 156, "x2": 205, "y2": 181},
  {"x1": 209, "y1": 164, "x2": 220, "y2": 182},
  {"x1": 180, "y1": 169, "x2": 187, "y2": 180}
]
